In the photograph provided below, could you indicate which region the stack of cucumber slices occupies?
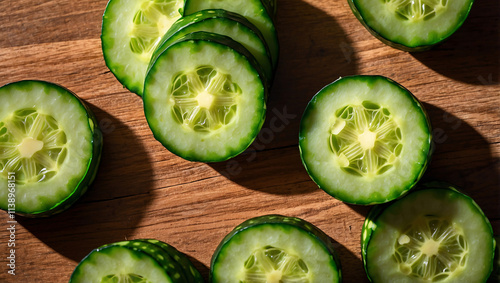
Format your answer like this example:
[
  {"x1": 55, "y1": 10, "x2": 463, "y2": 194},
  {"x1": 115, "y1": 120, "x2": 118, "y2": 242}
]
[
  {"x1": 102, "y1": 0, "x2": 279, "y2": 162},
  {"x1": 0, "y1": 80, "x2": 102, "y2": 217},
  {"x1": 210, "y1": 215, "x2": 342, "y2": 282},
  {"x1": 70, "y1": 239, "x2": 204, "y2": 282}
]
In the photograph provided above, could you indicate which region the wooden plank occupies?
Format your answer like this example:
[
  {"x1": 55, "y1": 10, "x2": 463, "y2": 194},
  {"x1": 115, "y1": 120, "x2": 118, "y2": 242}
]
[{"x1": 0, "y1": 0, "x2": 498, "y2": 282}]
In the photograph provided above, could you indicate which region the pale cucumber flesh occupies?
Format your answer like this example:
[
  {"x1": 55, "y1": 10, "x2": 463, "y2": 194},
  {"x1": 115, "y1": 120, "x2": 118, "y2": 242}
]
[
  {"x1": 299, "y1": 75, "x2": 432, "y2": 204},
  {"x1": 363, "y1": 185, "x2": 495, "y2": 282}
]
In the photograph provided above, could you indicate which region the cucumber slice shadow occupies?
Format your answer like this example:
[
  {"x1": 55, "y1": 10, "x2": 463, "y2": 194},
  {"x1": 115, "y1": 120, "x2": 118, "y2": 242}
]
[
  {"x1": 419, "y1": 102, "x2": 499, "y2": 221},
  {"x1": 184, "y1": 253, "x2": 210, "y2": 280},
  {"x1": 207, "y1": 0, "x2": 358, "y2": 194},
  {"x1": 411, "y1": 0, "x2": 499, "y2": 85},
  {"x1": 17, "y1": 103, "x2": 155, "y2": 262}
]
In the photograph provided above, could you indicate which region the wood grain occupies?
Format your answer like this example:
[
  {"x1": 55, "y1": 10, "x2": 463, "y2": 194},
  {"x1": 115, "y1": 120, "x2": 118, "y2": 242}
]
[{"x1": 0, "y1": 0, "x2": 498, "y2": 282}]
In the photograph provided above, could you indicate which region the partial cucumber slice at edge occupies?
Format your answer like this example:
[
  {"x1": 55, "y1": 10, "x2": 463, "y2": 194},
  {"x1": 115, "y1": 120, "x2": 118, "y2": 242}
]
[
  {"x1": 210, "y1": 215, "x2": 342, "y2": 282},
  {"x1": 361, "y1": 182, "x2": 495, "y2": 282},
  {"x1": 348, "y1": 0, "x2": 475, "y2": 51}
]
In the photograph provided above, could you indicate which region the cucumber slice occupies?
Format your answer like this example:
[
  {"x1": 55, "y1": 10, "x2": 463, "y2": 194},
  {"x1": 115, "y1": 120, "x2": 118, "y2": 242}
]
[
  {"x1": 348, "y1": 0, "x2": 474, "y2": 51},
  {"x1": 152, "y1": 9, "x2": 274, "y2": 85},
  {"x1": 101, "y1": 0, "x2": 184, "y2": 96},
  {"x1": 361, "y1": 182, "x2": 495, "y2": 282},
  {"x1": 144, "y1": 32, "x2": 267, "y2": 162},
  {"x1": 70, "y1": 241, "x2": 175, "y2": 282},
  {"x1": 183, "y1": 0, "x2": 279, "y2": 68},
  {"x1": 210, "y1": 215, "x2": 342, "y2": 282},
  {"x1": 0, "y1": 80, "x2": 102, "y2": 217},
  {"x1": 299, "y1": 75, "x2": 432, "y2": 205},
  {"x1": 139, "y1": 239, "x2": 205, "y2": 282}
]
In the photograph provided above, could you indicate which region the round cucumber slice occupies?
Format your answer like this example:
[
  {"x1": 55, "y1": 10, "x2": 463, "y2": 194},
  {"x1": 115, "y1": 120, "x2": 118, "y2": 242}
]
[
  {"x1": 299, "y1": 75, "x2": 432, "y2": 205},
  {"x1": 70, "y1": 242, "x2": 174, "y2": 283},
  {"x1": 348, "y1": 0, "x2": 474, "y2": 51},
  {"x1": 361, "y1": 182, "x2": 495, "y2": 282},
  {"x1": 101, "y1": 0, "x2": 184, "y2": 96},
  {"x1": 210, "y1": 215, "x2": 342, "y2": 282},
  {"x1": 0, "y1": 80, "x2": 102, "y2": 217},
  {"x1": 183, "y1": 0, "x2": 279, "y2": 68},
  {"x1": 144, "y1": 32, "x2": 266, "y2": 162},
  {"x1": 152, "y1": 9, "x2": 274, "y2": 85}
]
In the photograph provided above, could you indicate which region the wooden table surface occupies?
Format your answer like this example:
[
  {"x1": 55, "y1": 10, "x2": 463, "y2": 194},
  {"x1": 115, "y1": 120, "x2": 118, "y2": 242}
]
[{"x1": 0, "y1": 0, "x2": 498, "y2": 282}]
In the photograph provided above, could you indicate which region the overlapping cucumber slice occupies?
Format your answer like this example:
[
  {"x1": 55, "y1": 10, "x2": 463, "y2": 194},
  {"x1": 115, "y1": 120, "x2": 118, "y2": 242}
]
[
  {"x1": 0, "y1": 80, "x2": 102, "y2": 217},
  {"x1": 70, "y1": 239, "x2": 204, "y2": 283},
  {"x1": 211, "y1": 215, "x2": 342, "y2": 282},
  {"x1": 299, "y1": 75, "x2": 432, "y2": 205},
  {"x1": 348, "y1": 0, "x2": 474, "y2": 51},
  {"x1": 183, "y1": 0, "x2": 279, "y2": 68},
  {"x1": 101, "y1": 0, "x2": 185, "y2": 96},
  {"x1": 144, "y1": 32, "x2": 267, "y2": 162},
  {"x1": 152, "y1": 9, "x2": 274, "y2": 85},
  {"x1": 361, "y1": 182, "x2": 495, "y2": 282}
]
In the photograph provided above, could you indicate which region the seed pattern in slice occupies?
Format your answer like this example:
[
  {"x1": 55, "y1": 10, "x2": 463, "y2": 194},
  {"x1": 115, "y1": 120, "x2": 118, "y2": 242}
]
[
  {"x1": 129, "y1": 0, "x2": 183, "y2": 58},
  {"x1": 393, "y1": 216, "x2": 468, "y2": 282},
  {"x1": 329, "y1": 101, "x2": 402, "y2": 178},
  {"x1": 384, "y1": 0, "x2": 448, "y2": 21},
  {"x1": 243, "y1": 246, "x2": 309, "y2": 283},
  {"x1": 101, "y1": 273, "x2": 151, "y2": 283},
  {"x1": 0, "y1": 108, "x2": 68, "y2": 184},
  {"x1": 170, "y1": 65, "x2": 240, "y2": 132}
]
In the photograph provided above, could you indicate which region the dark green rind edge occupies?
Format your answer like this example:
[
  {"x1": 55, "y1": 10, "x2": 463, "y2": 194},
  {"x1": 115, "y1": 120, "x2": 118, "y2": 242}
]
[
  {"x1": 298, "y1": 75, "x2": 433, "y2": 205},
  {"x1": 101, "y1": 0, "x2": 185, "y2": 96},
  {"x1": 488, "y1": 236, "x2": 500, "y2": 282},
  {"x1": 106, "y1": 240, "x2": 190, "y2": 283},
  {"x1": 0, "y1": 80, "x2": 103, "y2": 217},
  {"x1": 69, "y1": 240, "x2": 173, "y2": 282},
  {"x1": 144, "y1": 31, "x2": 267, "y2": 163},
  {"x1": 144, "y1": 239, "x2": 205, "y2": 283},
  {"x1": 183, "y1": 0, "x2": 279, "y2": 68},
  {"x1": 347, "y1": 0, "x2": 474, "y2": 52},
  {"x1": 209, "y1": 214, "x2": 342, "y2": 282},
  {"x1": 360, "y1": 181, "x2": 496, "y2": 282},
  {"x1": 151, "y1": 9, "x2": 274, "y2": 85},
  {"x1": 259, "y1": 0, "x2": 276, "y2": 22}
]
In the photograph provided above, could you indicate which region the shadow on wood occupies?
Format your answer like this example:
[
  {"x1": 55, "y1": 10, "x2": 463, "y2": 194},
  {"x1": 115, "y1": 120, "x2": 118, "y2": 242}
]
[
  {"x1": 412, "y1": 0, "x2": 499, "y2": 85},
  {"x1": 18, "y1": 103, "x2": 155, "y2": 262},
  {"x1": 250, "y1": 0, "x2": 358, "y2": 150},
  {"x1": 208, "y1": 0, "x2": 357, "y2": 194},
  {"x1": 421, "y1": 102, "x2": 500, "y2": 231},
  {"x1": 332, "y1": 236, "x2": 368, "y2": 282},
  {"x1": 186, "y1": 254, "x2": 210, "y2": 280},
  {"x1": 209, "y1": 146, "x2": 318, "y2": 195}
]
